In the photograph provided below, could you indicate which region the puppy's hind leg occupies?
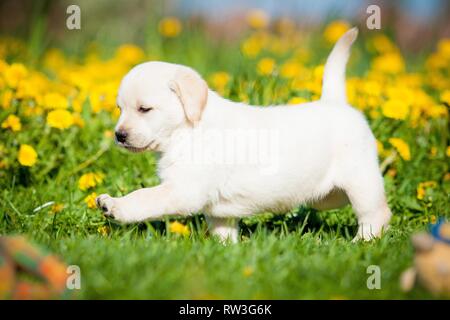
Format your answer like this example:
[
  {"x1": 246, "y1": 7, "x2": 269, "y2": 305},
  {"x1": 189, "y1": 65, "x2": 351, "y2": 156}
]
[
  {"x1": 205, "y1": 216, "x2": 239, "y2": 244},
  {"x1": 341, "y1": 162, "x2": 392, "y2": 241}
]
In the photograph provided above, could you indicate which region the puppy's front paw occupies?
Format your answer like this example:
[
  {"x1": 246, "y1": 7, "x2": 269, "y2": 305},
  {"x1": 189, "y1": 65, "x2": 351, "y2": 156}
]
[{"x1": 96, "y1": 194, "x2": 118, "y2": 218}]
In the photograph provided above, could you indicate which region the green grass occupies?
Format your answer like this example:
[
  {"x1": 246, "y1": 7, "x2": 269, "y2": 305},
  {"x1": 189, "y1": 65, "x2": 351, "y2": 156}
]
[
  {"x1": 0, "y1": 112, "x2": 448, "y2": 299},
  {"x1": 1, "y1": 21, "x2": 449, "y2": 299}
]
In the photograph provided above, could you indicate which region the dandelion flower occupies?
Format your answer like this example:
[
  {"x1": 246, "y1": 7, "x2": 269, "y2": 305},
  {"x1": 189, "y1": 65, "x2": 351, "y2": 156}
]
[
  {"x1": 72, "y1": 113, "x2": 85, "y2": 128},
  {"x1": 18, "y1": 144, "x2": 37, "y2": 167},
  {"x1": 209, "y1": 72, "x2": 230, "y2": 93},
  {"x1": 389, "y1": 138, "x2": 411, "y2": 161},
  {"x1": 323, "y1": 20, "x2": 350, "y2": 44},
  {"x1": 169, "y1": 221, "x2": 190, "y2": 236},
  {"x1": 51, "y1": 203, "x2": 64, "y2": 214},
  {"x1": 280, "y1": 60, "x2": 303, "y2": 79},
  {"x1": 84, "y1": 192, "x2": 98, "y2": 209},
  {"x1": 1, "y1": 90, "x2": 13, "y2": 109},
  {"x1": 241, "y1": 36, "x2": 263, "y2": 58},
  {"x1": 376, "y1": 140, "x2": 385, "y2": 156},
  {"x1": 47, "y1": 109, "x2": 74, "y2": 130},
  {"x1": 381, "y1": 99, "x2": 409, "y2": 120},
  {"x1": 115, "y1": 44, "x2": 145, "y2": 65},
  {"x1": 440, "y1": 90, "x2": 450, "y2": 105},
  {"x1": 416, "y1": 181, "x2": 437, "y2": 200},
  {"x1": 257, "y1": 58, "x2": 275, "y2": 76},
  {"x1": 370, "y1": 34, "x2": 396, "y2": 53},
  {"x1": 158, "y1": 17, "x2": 182, "y2": 38},
  {"x1": 288, "y1": 97, "x2": 307, "y2": 105},
  {"x1": 97, "y1": 226, "x2": 109, "y2": 236},
  {"x1": 430, "y1": 146, "x2": 437, "y2": 157},
  {"x1": 104, "y1": 130, "x2": 114, "y2": 138},
  {"x1": 4, "y1": 63, "x2": 28, "y2": 88},
  {"x1": 372, "y1": 52, "x2": 405, "y2": 74},
  {"x1": 78, "y1": 172, "x2": 104, "y2": 191},
  {"x1": 42, "y1": 92, "x2": 68, "y2": 109},
  {"x1": 1, "y1": 114, "x2": 21, "y2": 131}
]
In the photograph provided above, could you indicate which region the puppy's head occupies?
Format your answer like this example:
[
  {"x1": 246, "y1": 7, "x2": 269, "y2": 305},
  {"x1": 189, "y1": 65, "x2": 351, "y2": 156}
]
[{"x1": 115, "y1": 61, "x2": 208, "y2": 152}]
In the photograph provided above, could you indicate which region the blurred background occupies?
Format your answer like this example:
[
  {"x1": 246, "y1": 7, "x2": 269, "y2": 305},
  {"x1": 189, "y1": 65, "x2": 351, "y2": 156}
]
[{"x1": 0, "y1": 0, "x2": 449, "y2": 57}]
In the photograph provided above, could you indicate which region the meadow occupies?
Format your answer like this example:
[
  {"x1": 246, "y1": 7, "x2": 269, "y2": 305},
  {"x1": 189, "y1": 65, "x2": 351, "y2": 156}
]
[{"x1": 0, "y1": 16, "x2": 449, "y2": 299}]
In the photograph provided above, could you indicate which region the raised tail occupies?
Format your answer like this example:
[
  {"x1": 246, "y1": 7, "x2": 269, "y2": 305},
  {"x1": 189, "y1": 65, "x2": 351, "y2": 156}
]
[{"x1": 320, "y1": 27, "x2": 358, "y2": 103}]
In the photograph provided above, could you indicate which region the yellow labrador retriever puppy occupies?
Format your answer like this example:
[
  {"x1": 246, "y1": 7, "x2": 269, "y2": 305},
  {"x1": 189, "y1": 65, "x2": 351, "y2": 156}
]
[{"x1": 96, "y1": 28, "x2": 391, "y2": 242}]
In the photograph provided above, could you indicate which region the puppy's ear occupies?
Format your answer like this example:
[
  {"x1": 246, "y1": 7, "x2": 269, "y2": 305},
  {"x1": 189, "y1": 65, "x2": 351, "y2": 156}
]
[{"x1": 169, "y1": 68, "x2": 208, "y2": 124}]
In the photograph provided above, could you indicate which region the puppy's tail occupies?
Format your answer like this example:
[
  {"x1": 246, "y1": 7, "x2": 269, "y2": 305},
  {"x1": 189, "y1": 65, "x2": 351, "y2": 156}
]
[{"x1": 320, "y1": 27, "x2": 358, "y2": 103}]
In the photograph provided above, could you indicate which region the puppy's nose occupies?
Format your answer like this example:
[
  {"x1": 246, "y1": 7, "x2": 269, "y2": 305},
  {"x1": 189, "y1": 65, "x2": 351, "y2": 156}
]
[{"x1": 115, "y1": 130, "x2": 128, "y2": 143}]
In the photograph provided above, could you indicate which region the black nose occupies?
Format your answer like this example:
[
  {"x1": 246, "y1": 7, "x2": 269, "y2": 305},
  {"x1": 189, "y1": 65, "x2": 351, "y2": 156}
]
[{"x1": 115, "y1": 130, "x2": 128, "y2": 143}]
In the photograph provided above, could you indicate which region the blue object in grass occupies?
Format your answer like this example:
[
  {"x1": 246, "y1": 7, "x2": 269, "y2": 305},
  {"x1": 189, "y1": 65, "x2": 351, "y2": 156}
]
[{"x1": 430, "y1": 219, "x2": 450, "y2": 245}]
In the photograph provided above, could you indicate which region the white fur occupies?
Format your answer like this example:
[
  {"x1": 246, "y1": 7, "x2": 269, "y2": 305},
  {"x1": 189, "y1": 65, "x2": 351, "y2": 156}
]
[{"x1": 96, "y1": 28, "x2": 391, "y2": 242}]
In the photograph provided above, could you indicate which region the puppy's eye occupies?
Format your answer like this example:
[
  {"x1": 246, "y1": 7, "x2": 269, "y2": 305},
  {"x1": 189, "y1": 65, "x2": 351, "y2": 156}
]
[{"x1": 138, "y1": 106, "x2": 153, "y2": 113}]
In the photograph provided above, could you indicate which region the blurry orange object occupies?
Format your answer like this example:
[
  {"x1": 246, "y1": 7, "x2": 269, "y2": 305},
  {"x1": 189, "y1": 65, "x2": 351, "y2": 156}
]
[{"x1": 0, "y1": 236, "x2": 73, "y2": 299}]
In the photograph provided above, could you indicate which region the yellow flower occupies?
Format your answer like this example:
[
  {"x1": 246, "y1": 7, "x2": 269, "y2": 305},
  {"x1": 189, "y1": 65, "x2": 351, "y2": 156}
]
[
  {"x1": 72, "y1": 113, "x2": 85, "y2": 128},
  {"x1": 42, "y1": 92, "x2": 68, "y2": 109},
  {"x1": 370, "y1": 34, "x2": 396, "y2": 53},
  {"x1": 430, "y1": 147, "x2": 437, "y2": 157},
  {"x1": 4, "y1": 63, "x2": 28, "y2": 88},
  {"x1": 389, "y1": 138, "x2": 411, "y2": 161},
  {"x1": 158, "y1": 17, "x2": 182, "y2": 38},
  {"x1": 51, "y1": 203, "x2": 64, "y2": 214},
  {"x1": 18, "y1": 144, "x2": 37, "y2": 167},
  {"x1": 47, "y1": 109, "x2": 74, "y2": 130},
  {"x1": 78, "y1": 172, "x2": 104, "y2": 191},
  {"x1": 43, "y1": 48, "x2": 66, "y2": 70},
  {"x1": 323, "y1": 20, "x2": 350, "y2": 44},
  {"x1": 104, "y1": 130, "x2": 114, "y2": 138},
  {"x1": 430, "y1": 215, "x2": 437, "y2": 224},
  {"x1": 84, "y1": 192, "x2": 98, "y2": 209},
  {"x1": 372, "y1": 52, "x2": 405, "y2": 74},
  {"x1": 241, "y1": 35, "x2": 264, "y2": 58},
  {"x1": 440, "y1": 90, "x2": 450, "y2": 105},
  {"x1": 169, "y1": 221, "x2": 190, "y2": 236},
  {"x1": 1, "y1": 114, "x2": 21, "y2": 131},
  {"x1": 376, "y1": 140, "x2": 385, "y2": 156},
  {"x1": 416, "y1": 181, "x2": 437, "y2": 200},
  {"x1": 115, "y1": 44, "x2": 145, "y2": 65},
  {"x1": 97, "y1": 225, "x2": 109, "y2": 236},
  {"x1": 446, "y1": 146, "x2": 450, "y2": 157},
  {"x1": 381, "y1": 99, "x2": 409, "y2": 120},
  {"x1": 257, "y1": 57, "x2": 275, "y2": 75},
  {"x1": 280, "y1": 60, "x2": 302, "y2": 79},
  {"x1": 243, "y1": 266, "x2": 254, "y2": 277},
  {"x1": 246, "y1": 9, "x2": 270, "y2": 29},
  {"x1": 288, "y1": 97, "x2": 307, "y2": 105},
  {"x1": 437, "y1": 38, "x2": 450, "y2": 58},
  {"x1": 1, "y1": 90, "x2": 13, "y2": 109},
  {"x1": 209, "y1": 72, "x2": 230, "y2": 93}
]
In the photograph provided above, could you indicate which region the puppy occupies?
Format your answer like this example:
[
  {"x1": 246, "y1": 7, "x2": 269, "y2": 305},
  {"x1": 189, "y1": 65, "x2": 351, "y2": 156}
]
[{"x1": 96, "y1": 28, "x2": 391, "y2": 242}]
